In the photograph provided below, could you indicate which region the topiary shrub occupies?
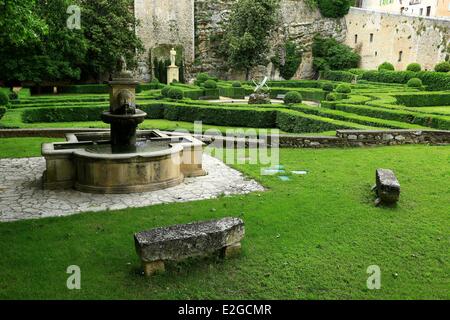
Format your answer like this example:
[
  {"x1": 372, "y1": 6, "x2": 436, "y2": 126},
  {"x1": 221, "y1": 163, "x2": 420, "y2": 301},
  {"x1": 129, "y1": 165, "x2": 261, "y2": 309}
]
[
  {"x1": 326, "y1": 92, "x2": 339, "y2": 101},
  {"x1": 317, "y1": 0, "x2": 351, "y2": 18},
  {"x1": 8, "y1": 91, "x2": 19, "y2": 101},
  {"x1": 434, "y1": 61, "x2": 450, "y2": 73},
  {"x1": 232, "y1": 81, "x2": 242, "y2": 88},
  {"x1": 407, "y1": 78, "x2": 423, "y2": 88},
  {"x1": 151, "y1": 78, "x2": 160, "y2": 84},
  {"x1": 161, "y1": 86, "x2": 171, "y2": 98},
  {"x1": 378, "y1": 62, "x2": 395, "y2": 71},
  {"x1": 406, "y1": 63, "x2": 421, "y2": 72},
  {"x1": 204, "y1": 79, "x2": 218, "y2": 89},
  {"x1": 284, "y1": 91, "x2": 303, "y2": 105},
  {"x1": 168, "y1": 88, "x2": 184, "y2": 100},
  {"x1": 322, "y1": 83, "x2": 334, "y2": 92},
  {"x1": 196, "y1": 73, "x2": 210, "y2": 84},
  {"x1": 335, "y1": 84, "x2": 352, "y2": 94},
  {"x1": 0, "y1": 90, "x2": 9, "y2": 107}
]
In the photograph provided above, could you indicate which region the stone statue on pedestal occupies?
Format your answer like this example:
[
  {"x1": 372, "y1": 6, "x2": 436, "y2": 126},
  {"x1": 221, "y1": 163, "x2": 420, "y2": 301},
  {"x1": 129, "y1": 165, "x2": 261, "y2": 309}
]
[
  {"x1": 170, "y1": 48, "x2": 177, "y2": 67},
  {"x1": 167, "y1": 47, "x2": 180, "y2": 84}
]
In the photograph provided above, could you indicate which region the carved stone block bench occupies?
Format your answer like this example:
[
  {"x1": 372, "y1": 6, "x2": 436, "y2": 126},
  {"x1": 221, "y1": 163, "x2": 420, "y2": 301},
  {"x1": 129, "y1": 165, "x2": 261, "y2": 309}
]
[
  {"x1": 373, "y1": 169, "x2": 401, "y2": 206},
  {"x1": 134, "y1": 217, "x2": 245, "y2": 276}
]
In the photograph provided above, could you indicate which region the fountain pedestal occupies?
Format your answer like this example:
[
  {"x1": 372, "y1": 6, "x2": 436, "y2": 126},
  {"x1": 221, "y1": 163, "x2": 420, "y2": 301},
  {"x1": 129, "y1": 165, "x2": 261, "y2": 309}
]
[{"x1": 101, "y1": 110, "x2": 147, "y2": 153}]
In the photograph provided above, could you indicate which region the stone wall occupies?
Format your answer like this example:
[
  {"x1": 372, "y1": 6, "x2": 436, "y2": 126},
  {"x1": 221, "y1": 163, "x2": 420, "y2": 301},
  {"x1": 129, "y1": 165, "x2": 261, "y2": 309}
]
[
  {"x1": 134, "y1": 0, "x2": 195, "y2": 81},
  {"x1": 193, "y1": 0, "x2": 347, "y2": 80},
  {"x1": 276, "y1": 130, "x2": 450, "y2": 148},
  {"x1": 345, "y1": 7, "x2": 450, "y2": 71}
]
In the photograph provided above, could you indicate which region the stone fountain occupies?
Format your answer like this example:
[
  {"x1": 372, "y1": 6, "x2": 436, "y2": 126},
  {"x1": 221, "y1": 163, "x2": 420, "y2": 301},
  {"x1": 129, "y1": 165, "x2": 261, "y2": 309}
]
[{"x1": 42, "y1": 57, "x2": 206, "y2": 194}]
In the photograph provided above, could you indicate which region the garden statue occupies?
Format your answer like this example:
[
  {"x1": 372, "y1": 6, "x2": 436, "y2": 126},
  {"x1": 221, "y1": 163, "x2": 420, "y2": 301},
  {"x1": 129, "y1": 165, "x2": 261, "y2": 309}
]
[
  {"x1": 170, "y1": 48, "x2": 177, "y2": 67},
  {"x1": 167, "y1": 47, "x2": 180, "y2": 84},
  {"x1": 248, "y1": 76, "x2": 271, "y2": 104}
]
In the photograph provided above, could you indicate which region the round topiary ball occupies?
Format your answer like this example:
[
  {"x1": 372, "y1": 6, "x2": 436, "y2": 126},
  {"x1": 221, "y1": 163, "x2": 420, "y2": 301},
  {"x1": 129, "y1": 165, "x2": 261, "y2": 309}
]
[
  {"x1": 232, "y1": 81, "x2": 242, "y2": 88},
  {"x1": 161, "y1": 86, "x2": 171, "y2": 98},
  {"x1": 434, "y1": 61, "x2": 450, "y2": 73},
  {"x1": 0, "y1": 90, "x2": 9, "y2": 107},
  {"x1": 378, "y1": 62, "x2": 395, "y2": 71},
  {"x1": 196, "y1": 73, "x2": 210, "y2": 84},
  {"x1": 151, "y1": 78, "x2": 160, "y2": 84},
  {"x1": 326, "y1": 92, "x2": 339, "y2": 101},
  {"x1": 335, "y1": 84, "x2": 352, "y2": 94},
  {"x1": 322, "y1": 83, "x2": 334, "y2": 92},
  {"x1": 406, "y1": 63, "x2": 421, "y2": 72},
  {"x1": 168, "y1": 88, "x2": 183, "y2": 100},
  {"x1": 284, "y1": 91, "x2": 303, "y2": 105},
  {"x1": 204, "y1": 79, "x2": 217, "y2": 89},
  {"x1": 407, "y1": 78, "x2": 423, "y2": 88}
]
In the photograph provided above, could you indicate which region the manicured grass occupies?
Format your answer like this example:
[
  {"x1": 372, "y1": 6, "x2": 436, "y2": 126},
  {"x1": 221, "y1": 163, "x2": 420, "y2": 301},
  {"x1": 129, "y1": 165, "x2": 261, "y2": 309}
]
[
  {"x1": 0, "y1": 137, "x2": 65, "y2": 158},
  {"x1": 0, "y1": 138, "x2": 448, "y2": 299}
]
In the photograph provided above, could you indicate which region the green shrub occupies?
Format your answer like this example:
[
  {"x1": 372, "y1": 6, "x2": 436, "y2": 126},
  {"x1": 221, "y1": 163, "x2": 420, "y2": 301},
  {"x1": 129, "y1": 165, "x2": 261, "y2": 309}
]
[
  {"x1": 284, "y1": 91, "x2": 303, "y2": 105},
  {"x1": 0, "y1": 90, "x2": 9, "y2": 106},
  {"x1": 316, "y1": 0, "x2": 351, "y2": 18},
  {"x1": 232, "y1": 81, "x2": 242, "y2": 88},
  {"x1": 204, "y1": 80, "x2": 218, "y2": 89},
  {"x1": 0, "y1": 106, "x2": 6, "y2": 120},
  {"x1": 168, "y1": 88, "x2": 184, "y2": 100},
  {"x1": 196, "y1": 73, "x2": 210, "y2": 84},
  {"x1": 335, "y1": 84, "x2": 352, "y2": 94},
  {"x1": 313, "y1": 36, "x2": 360, "y2": 71},
  {"x1": 161, "y1": 86, "x2": 171, "y2": 98},
  {"x1": 393, "y1": 92, "x2": 450, "y2": 107},
  {"x1": 406, "y1": 78, "x2": 423, "y2": 88},
  {"x1": 406, "y1": 63, "x2": 421, "y2": 72},
  {"x1": 322, "y1": 83, "x2": 334, "y2": 92},
  {"x1": 330, "y1": 103, "x2": 450, "y2": 130},
  {"x1": 434, "y1": 61, "x2": 450, "y2": 73},
  {"x1": 378, "y1": 62, "x2": 395, "y2": 71},
  {"x1": 360, "y1": 70, "x2": 450, "y2": 91},
  {"x1": 326, "y1": 93, "x2": 339, "y2": 101},
  {"x1": 219, "y1": 87, "x2": 246, "y2": 99},
  {"x1": 321, "y1": 70, "x2": 355, "y2": 83},
  {"x1": 202, "y1": 88, "x2": 220, "y2": 99}
]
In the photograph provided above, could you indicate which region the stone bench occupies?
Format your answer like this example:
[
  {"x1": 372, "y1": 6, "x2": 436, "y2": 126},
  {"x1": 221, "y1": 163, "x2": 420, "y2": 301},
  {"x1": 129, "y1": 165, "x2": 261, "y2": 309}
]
[
  {"x1": 373, "y1": 169, "x2": 401, "y2": 206},
  {"x1": 276, "y1": 94, "x2": 285, "y2": 100},
  {"x1": 134, "y1": 217, "x2": 245, "y2": 276}
]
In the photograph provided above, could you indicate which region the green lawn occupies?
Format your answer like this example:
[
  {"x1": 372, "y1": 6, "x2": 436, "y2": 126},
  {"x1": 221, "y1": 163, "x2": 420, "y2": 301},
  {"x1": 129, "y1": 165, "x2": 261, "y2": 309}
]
[{"x1": 0, "y1": 138, "x2": 448, "y2": 299}]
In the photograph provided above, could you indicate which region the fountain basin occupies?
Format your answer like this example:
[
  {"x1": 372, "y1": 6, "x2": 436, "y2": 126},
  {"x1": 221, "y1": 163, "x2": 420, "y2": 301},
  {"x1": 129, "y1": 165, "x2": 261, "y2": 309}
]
[{"x1": 42, "y1": 130, "x2": 206, "y2": 194}]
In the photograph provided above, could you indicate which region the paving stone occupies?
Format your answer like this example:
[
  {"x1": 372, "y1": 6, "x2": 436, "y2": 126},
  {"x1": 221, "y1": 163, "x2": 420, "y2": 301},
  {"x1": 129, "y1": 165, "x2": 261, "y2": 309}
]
[{"x1": 0, "y1": 155, "x2": 264, "y2": 222}]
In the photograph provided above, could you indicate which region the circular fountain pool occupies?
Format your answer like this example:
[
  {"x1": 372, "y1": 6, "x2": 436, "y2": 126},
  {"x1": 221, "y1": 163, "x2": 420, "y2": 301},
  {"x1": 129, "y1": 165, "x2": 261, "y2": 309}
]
[{"x1": 73, "y1": 141, "x2": 184, "y2": 194}]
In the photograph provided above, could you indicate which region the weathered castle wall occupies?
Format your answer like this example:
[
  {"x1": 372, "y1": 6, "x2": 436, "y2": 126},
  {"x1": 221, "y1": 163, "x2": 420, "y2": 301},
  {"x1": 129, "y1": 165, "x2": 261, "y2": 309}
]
[
  {"x1": 193, "y1": 0, "x2": 347, "y2": 80},
  {"x1": 345, "y1": 7, "x2": 450, "y2": 71},
  {"x1": 134, "y1": 0, "x2": 195, "y2": 81}
]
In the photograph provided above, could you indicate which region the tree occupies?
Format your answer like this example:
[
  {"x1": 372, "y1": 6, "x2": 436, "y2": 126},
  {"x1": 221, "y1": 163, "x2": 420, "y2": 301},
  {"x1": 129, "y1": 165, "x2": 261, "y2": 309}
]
[
  {"x1": 77, "y1": 0, "x2": 144, "y2": 81},
  {"x1": 0, "y1": 0, "x2": 143, "y2": 84},
  {"x1": 0, "y1": 0, "x2": 47, "y2": 46},
  {"x1": 0, "y1": 0, "x2": 87, "y2": 84},
  {"x1": 312, "y1": 36, "x2": 360, "y2": 72},
  {"x1": 221, "y1": 0, "x2": 280, "y2": 80}
]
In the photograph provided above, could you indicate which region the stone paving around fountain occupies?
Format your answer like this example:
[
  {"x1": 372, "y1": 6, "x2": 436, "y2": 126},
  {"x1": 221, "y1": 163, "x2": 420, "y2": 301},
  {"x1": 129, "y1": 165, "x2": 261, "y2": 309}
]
[{"x1": 0, "y1": 155, "x2": 264, "y2": 222}]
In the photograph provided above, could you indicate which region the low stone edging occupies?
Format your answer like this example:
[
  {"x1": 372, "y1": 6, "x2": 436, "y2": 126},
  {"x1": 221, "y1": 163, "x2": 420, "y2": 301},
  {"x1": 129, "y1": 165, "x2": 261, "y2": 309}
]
[{"x1": 1, "y1": 128, "x2": 449, "y2": 148}]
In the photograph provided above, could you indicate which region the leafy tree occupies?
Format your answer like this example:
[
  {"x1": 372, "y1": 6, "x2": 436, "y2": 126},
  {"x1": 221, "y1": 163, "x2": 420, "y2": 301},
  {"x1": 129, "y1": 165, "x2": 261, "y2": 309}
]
[
  {"x1": 312, "y1": 36, "x2": 360, "y2": 72},
  {"x1": 0, "y1": 0, "x2": 87, "y2": 84},
  {"x1": 0, "y1": 0, "x2": 47, "y2": 46},
  {"x1": 77, "y1": 0, "x2": 144, "y2": 81},
  {"x1": 222, "y1": 0, "x2": 280, "y2": 80}
]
